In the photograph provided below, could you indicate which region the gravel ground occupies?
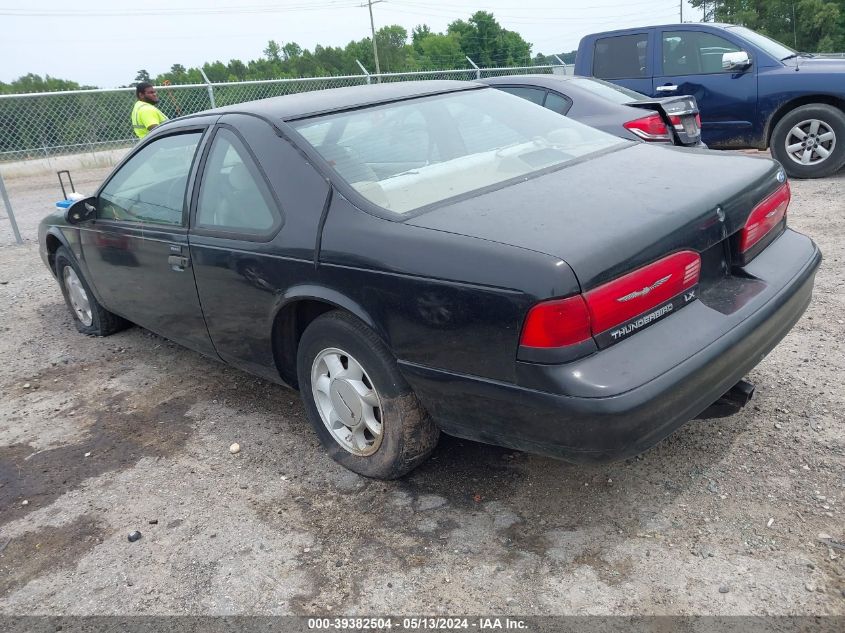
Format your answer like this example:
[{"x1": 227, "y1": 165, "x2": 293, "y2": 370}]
[{"x1": 0, "y1": 160, "x2": 843, "y2": 616}]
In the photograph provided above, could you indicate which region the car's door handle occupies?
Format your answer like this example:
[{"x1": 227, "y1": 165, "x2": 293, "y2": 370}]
[
  {"x1": 168, "y1": 255, "x2": 190, "y2": 271},
  {"x1": 656, "y1": 84, "x2": 679, "y2": 92}
]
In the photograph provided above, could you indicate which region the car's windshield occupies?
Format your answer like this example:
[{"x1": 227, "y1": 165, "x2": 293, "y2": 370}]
[
  {"x1": 291, "y1": 88, "x2": 622, "y2": 215},
  {"x1": 567, "y1": 77, "x2": 648, "y2": 104},
  {"x1": 726, "y1": 26, "x2": 796, "y2": 60}
]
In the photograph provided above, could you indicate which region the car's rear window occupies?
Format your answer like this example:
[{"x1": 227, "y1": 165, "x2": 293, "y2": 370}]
[
  {"x1": 291, "y1": 88, "x2": 621, "y2": 215},
  {"x1": 567, "y1": 77, "x2": 648, "y2": 104}
]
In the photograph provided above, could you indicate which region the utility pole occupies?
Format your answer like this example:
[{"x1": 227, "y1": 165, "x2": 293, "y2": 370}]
[
  {"x1": 362, "y1": 0, "x2": 383, "y2": 77},
  {"x1": 680, "y1": 0, "x2": 683, "y2": 23}
]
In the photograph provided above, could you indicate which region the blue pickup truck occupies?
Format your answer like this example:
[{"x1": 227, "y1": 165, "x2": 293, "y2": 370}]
[{"x1": 574, "y1": 23, "x2": 845, "y2": 178}]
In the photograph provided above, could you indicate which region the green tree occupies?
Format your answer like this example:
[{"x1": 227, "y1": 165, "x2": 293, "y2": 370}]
[
  {"x1": 226, "y1": 60, "x2": 247, "y2": 81},
  {"x1": 282, "y1": 42, "x2": 303, "y2": 61},
  {"x1": 263, "y1": 40, "x2": 282, "y2": 62},
  {"x1": 688, "y1": 0, "x2": 844, "y2": 52},
  {"x1": 416, "y1": 33, "x2": 464, "y2": 68},
  {"x1": 412, "y1": 24, "x2": 432, "y2": 54},
  {"x1": 447, "y1": 11, "x2": 532, "y2": 66},
  {"x1": 376, "y1": 25, "x2": 411, "y2": 71},
  {"x1": 134, "y1": 69, "x2": 151, "y2": 83}
]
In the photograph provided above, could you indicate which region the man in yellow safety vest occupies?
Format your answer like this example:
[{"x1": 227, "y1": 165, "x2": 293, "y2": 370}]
[{"x1": 131, "y1": 82, "x2": 168, "y2": 140}]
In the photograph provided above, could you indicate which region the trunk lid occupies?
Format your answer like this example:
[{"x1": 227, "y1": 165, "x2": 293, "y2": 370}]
[{"x1": 408, "y1": 143, "x2": 783, "y2": 291}]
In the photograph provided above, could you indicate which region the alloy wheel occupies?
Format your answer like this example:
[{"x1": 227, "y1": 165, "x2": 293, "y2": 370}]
[
  {"x1": 310, "y1": 347, "x2": 384, "y2": 456},
  {"x1": 784, "y1": 119, "x2": 836, "y2": 166}
]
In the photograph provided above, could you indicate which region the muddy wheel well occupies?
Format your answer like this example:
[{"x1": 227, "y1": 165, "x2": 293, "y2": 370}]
[
  {"x1": 766, "y1": 95, "x2": 845, "y2": 146},
  {"x1": 271, "y1": 299, "x2": 336, "y2": 389},
  {"x1": 45, "y1": 234, "x2": 62, "y2": 273}
]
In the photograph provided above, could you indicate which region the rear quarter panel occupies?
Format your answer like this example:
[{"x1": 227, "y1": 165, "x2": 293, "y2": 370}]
[{"x1": 318, "y1": 196, "x2": 579, "y2": 383}]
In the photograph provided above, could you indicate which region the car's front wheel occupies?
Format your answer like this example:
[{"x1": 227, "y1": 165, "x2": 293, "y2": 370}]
[
  {"x1": 55, "y1": 246, "x2": 128, "y2": 336},
  {"x1": 770, "y1": 104, "x2": 845, "y2": 179},
  {"x1": 296, "y1": 311, "x2": 439, "y2": 479}
]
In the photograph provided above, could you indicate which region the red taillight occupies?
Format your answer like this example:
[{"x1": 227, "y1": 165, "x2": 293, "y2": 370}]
[
  {"x1": 520, "y1": 295, "x2": 592, "y2": 347},
  {"x1": 623, "y1": 113, "x2": 670, "y2": 141},
  {"x1": 668, "y1": 114, "x2": 701, "y2": 134},
  {"x1": 740, "y1": 181, "x2": 790, "y2": 254},
  {"x1": 584, "y1": 251, "x2": 700, "y2": 334},
  {"x1": 520, "y1": 251, "x2": 702, "y2": 350}
]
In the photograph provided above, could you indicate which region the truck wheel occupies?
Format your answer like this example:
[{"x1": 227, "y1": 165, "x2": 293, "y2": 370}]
[
  {"x1": 296, "y1": 311, "x2": 439, "y2": 479},
  {"x1": 770, "y1": 104, "x2": 845, "y2": 179}
]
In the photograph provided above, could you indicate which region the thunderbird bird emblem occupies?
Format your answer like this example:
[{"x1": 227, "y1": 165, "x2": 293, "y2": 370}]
[{"x1": 616, "y1": 274, "x2": 672, "y2": 302}]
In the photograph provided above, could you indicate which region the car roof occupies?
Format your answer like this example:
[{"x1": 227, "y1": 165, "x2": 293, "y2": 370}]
[
  {"x1": 212, "y1": 80, "x2": 484, "y2": 121},
  {"x1": 482, "y1": 74, "x2": 580, "y2": 88},
  {"x1": 584, "y1": 23, "x2": 733, "y2": 36}
]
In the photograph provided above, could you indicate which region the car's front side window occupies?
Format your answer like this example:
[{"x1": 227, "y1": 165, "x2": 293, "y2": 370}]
[
  {"x1": 662, "y1": 31, "x2": 741, "y2": 75},
  {"x1": 98, "y1": 132, "x2": 202, "y2": 226}
]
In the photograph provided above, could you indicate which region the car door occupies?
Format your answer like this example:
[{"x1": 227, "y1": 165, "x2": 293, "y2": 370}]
[
  {"x1": 653, "y1": 29, "x2": 758, "y2": 147},
  {"x1": 590, "y1": 31, "x2": 654, "y2": 95},
  {"x1": 80, "y1": 123, "x2": 217, "y2": 356},
  {"x1": 188, "y1": 114, "x2": 330, "y2": 384}
]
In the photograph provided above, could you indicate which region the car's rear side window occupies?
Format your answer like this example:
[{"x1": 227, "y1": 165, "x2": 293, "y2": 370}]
[
  {"x1": 568, "y1": 77, "x2": 648, "y2": 103},
  {"x1": 195, "y1": 128, "x2": 281, "y2": 235},
  {"x1": 543, "y1": 92, "x2": 572, "y2": 115},
  {"x1": 496, "y1": 86, "x2": 546, "y2": 106},
  {"x1": 593, "y1": 34, "x2": 649, "y2": 79},
  {"x1": 292, "y1": 88, "x2": 621, "y2": 215}
]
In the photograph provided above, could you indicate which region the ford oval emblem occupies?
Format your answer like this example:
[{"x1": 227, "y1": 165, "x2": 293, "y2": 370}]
[
  {"x1": 777, "y1": 170, "x2": 786, "y2": 183},
  {"x1": 715, "y1": 206, "x2": 725, "y2": 222}
]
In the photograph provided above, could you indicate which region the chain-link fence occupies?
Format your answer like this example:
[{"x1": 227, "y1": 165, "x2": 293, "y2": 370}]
[{"x1": 0, "y1": 63, "x2": 568, "y2": 163}]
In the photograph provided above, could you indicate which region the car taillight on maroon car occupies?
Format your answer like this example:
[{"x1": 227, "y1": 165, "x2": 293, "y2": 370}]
[
  {"x1": 623, "y1": 113, "x2": 671, "y2": 142},
  {"x1": 520, "y1": 251, "x2": 701, "y2": 359}
]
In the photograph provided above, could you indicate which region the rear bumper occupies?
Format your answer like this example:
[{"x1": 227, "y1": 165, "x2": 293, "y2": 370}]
[{"x1": 400, "y1": 229, "x2": 821, "y2": 462}]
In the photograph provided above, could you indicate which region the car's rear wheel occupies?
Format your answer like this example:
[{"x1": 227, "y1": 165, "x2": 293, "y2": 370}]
[
  {"x1": 55, "y1": 246, "x2": 128, "y2": 336},
  {"x1": 770, "y1": 104, "x2": 845, "y2": 179},
  {"x1": 296, "y1": 310, "x2": 439, "y2": 479}
]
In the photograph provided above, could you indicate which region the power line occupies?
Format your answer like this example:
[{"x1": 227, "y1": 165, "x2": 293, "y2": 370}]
[
  {"x1": 0, "y1": 2, "x2": 362, "y2": 17},
  {"x1": 381, "y1": 4, "x2": 682, "y2": 25},
  {"x1": 395, "y1": 0, "x2": 682, "y2": 12},
  {"x1": 382, "y1": 2, "x2": 679, "y2": 21}
]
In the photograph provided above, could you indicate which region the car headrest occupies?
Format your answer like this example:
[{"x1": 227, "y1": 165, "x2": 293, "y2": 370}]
[{"x1": 228, "y1": 163, "x2": 253, "y2": 190}]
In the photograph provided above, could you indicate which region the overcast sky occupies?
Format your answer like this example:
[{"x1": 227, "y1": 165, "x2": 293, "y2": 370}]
[{"x1": 1, "y1": 0, "x2": 699, "y2": 88}]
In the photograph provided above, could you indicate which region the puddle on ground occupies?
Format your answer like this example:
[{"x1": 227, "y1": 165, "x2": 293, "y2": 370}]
[
  {"x1": 0, "y1": 513, "x2": 104, "y2": 598},
  {"x1": 0, "y1": 394, "x2": 196, "y2": 528}
]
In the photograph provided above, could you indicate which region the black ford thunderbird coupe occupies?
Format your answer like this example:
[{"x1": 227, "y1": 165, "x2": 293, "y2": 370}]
[{"x1": 40, "y1": 81, "x2": 821, "y2": 478}]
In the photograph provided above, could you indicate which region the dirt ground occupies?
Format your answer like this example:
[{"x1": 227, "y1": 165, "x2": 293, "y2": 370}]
[{"x1": 0, "y1": 159, "x2": 843, "y2": 616}]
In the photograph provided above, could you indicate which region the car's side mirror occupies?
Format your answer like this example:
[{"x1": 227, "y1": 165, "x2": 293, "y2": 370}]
[
  {"x1": 65, "y1": 197, "x2": 97, "y2": 224},
  {"x1": 722, "y1": 51, "x2": 752, "y2": 71}
]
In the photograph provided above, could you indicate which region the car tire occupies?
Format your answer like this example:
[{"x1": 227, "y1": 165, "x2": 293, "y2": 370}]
[
  {"x1": 770, "y1": 104, "x2": 845, "y2": 179},
  {"x1": 296, "y1": 310, "x2": 439, "y2": 479},
  {"x1": 55, "y1": 246, "x2": 128, "y2": 336}
]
